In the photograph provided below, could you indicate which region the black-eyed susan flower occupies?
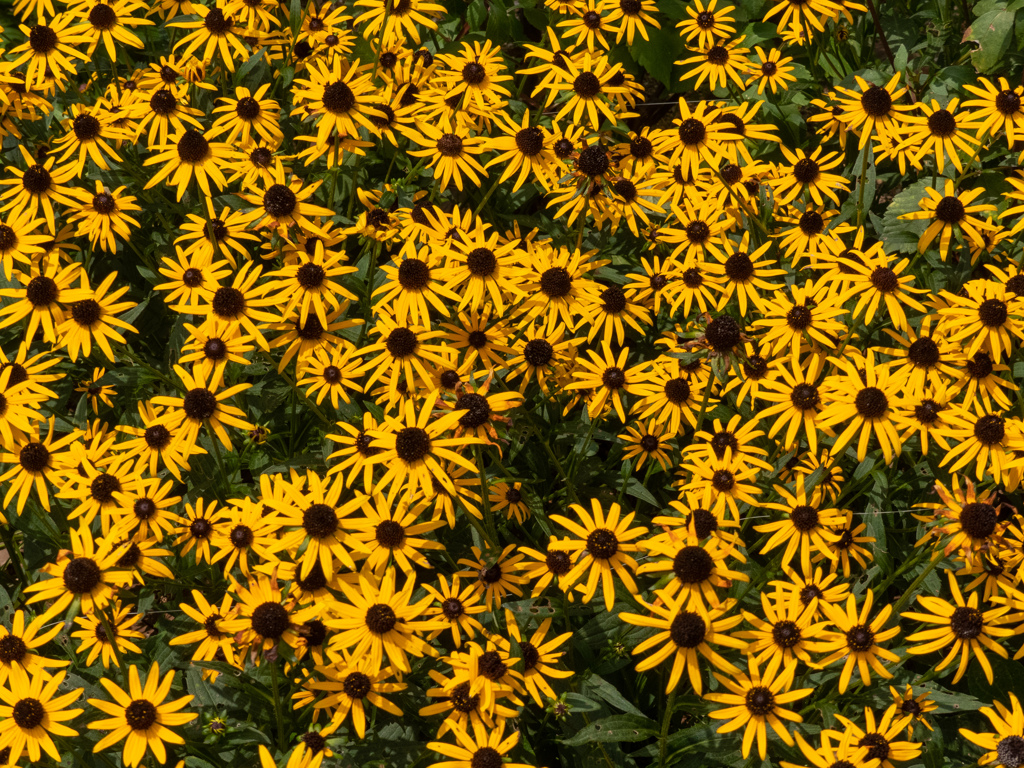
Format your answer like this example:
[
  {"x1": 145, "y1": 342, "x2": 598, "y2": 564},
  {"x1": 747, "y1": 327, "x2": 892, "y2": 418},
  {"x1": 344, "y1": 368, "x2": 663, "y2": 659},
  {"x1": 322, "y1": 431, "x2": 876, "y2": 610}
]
[
  {"x1": 755, "y1": 280, "x2": 847, "y2": 365},
  {"x1": 900, "y1": 180, "x2": 996, "y2": 261},
  {"x1": 8, "y1": 14, "x2": 90, "y2": 90},
  {"x1": 456, "y1": 544, "x2": 528, "y2": 610},
  {"x1": 71, "y1": 0, "x2": 153, "y2": 61},
  {"x1": 819, "y1": 351, "x2": 904, "y2": 463},
  {"x1": 0, "y1": 610, "x2": 67, "y2": 685},
  {"x1": 621, "y1": 589, "x2": 745, "y2": 694},
  {"x1": 425, "y1": 718, "x2": 532, "y2": 768},
  {"x1": 737, "y1": 593, "x2": 830, "y2": 685},
  {"x1": 826, "y1": 706, "x2": 921, "y2": 768},
  {"x1": 756, "y1": 480, "x2": 845, "y2": 574},
  {"x1": 938, "y1": 281, "x2": 1024, "y2": 364},
  {"x1": 169, "y1": 5, "x2": 251, "y2": 72},
  {"x1": 897, "y1": 97, "x2": 979, "y2": 174},
  {"x1": 24, "y1": 525, "x2": 132, "y2": 621},
  {"x1": 405, "y1": 118, "x2": 488, "y2": 193},
  {"x1": 565, "y1": 341, "x2": 643, "y2": 423},
  {"x1": 151, "y1": 364, "x2": 252, "y2": 451},
  {"x1": 705, "y1": 655, "x2": 813, "y2": 760},
  {"x1": 71, "y1": 601, "x2": 144, "y2": 670},
  {"x1": 818, "y1": 589, "x2": 900, "y2": 692},
  {"x1": 424, "y1": 574, "x2": 488, "y2": 648},
  {"x1": 143, "y1": 129, "x2": 230, "y2": 201},
  {"x1": 308, "y1": 654, "x2": 406, "y2": 739},
  {"x1": 637, "y1": 529, "x2": 748, "y2": 608},
  {"x1": 902, "y1": 572, "x2": 1013, "y2": 684},
  {"x1": 748, "y1": 46, "x2": 796, "y2": 94},
  {"x1": 88, "y1": 661, "x2": 196, "y2": 767},
  {"x1": 234, "y1": 572, "x2": 315, "y2": 656},
  {"x1": 328, "y1": 566, "x2": 439, "y2": 674},
  {"x1": 168, "y1": 590, "x2": 247, "y2": 670},
  {"x1": 366, "y1": 392, "x2": 482, "y2": 498},
  {"x1": 0, "y1": 666, "x2": 82, "y2": 764},
  {"x1": 677, "y1": 0, "x2": 736, "y2": 49},
  {"x1": 832, "y1": 73, "x2": 913, "y2": 149},
  {"x1": 550, "y1": 499, "x2": 647, "y2": 612},
  {"x1": 959, "y1": 692, "x2": 1024, "y2": 768},
  {"x1": 962, "y1": 76, "x2": 1024, "y2": 145},
  {"x1": 68, "y1": 181, "x2": 141, "y2": 254},
  {"x1": 678, "y1": 37, "x2": 750, "y2": 91}
]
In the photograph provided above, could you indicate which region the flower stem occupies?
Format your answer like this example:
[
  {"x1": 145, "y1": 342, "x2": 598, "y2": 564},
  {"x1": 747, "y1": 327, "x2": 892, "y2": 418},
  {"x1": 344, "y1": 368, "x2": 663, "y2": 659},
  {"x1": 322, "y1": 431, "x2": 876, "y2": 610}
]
[
  {"x1": 658, "y1": 685, "x2": 679, "y2": 767},
  {"x1": 270, "y1": 659, "x2": 286, "y2": 752}
]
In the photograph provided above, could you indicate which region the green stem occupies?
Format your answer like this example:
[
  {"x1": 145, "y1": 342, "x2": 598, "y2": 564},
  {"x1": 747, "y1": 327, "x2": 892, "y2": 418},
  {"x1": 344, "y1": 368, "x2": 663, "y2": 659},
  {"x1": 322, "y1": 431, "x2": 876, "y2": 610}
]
[
  {"x1": 270, "y1": 659, "x2": 286, "y2": 752},
  {"x1": 889, "y1": 550, "x2": 945, "y2": 622},
  {"x1": 658, "y1": 685, "x2": 679, "y2": 768},
  {"x1": 476, "y1": 445, "x2": 500, "y2": 545},
  {"x1": 855, "y1": 143, "x2": 871, "y2": 228},
  {"x1": 692, "y1": 367, "x2": 715, "y2": 435},
  {"x1": 208, "y1": 431, "x2": 230, "y2": 503},
  {"x1": 99, "y1": 606, "x2": 129, "y2": 685}
]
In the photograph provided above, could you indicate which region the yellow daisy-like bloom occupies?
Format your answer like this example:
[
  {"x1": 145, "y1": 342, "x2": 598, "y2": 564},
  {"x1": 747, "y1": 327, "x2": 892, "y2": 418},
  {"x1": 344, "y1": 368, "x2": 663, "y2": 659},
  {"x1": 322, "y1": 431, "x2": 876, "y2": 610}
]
[
  {"x1": 272, "y1": 469, "x2": 365, "y2": 581},
  {"x1": 71, "y1": 600, "x2": 144, "y2": 670},
  {"x1": 0, "y1": 610, "x2": 68, "y2": 685},
  {"x1": 503, "y1": 610, "x2": 574, "y2": 706},
  {"x1": 366, "y1": 391, "x2": 482, "y2": 498},
  {"x1": 353, "y1": 0, "x2": 446, "y2": 45},
  {"x1": 0, "y1": 145, "x2": 78, "y2": 233},
  {"x1": 900, "y1": 179, "x2": 996, "y2": 261},
  {"x1": 705, "y1": 655, "x2": 813, "y2": 760},
  {"x1": 754, "y1": 280, "x2": 847, "y2": 365},
  {"x1": 327, "y1": 566, "x2": 440, "y2": 674},
  {"x1": 551, "y1": 53, "x2": 631, "y2": 130},
  {"x1": 817, "y1": 589, "x2": 900, "y2": 693},
  {"x1": 779, "y1": 731, "x2": 876, "y2": 768},
  {"x1": 621, "y1": 589, "x2": 745, "y2": 694},
  {"x1": 456, "y1": 544, "x2": 529, "y2": 610},
  {"x1": 308, "y1": 654, "x2": 406, "y2": 739},
  {"x1": 71, "y1": 0, "x2": 153, "y2": 61},
  {"x1": 937, "y1": 281, "x2": 1024, "y2": 364},
  {"x1": 755, "y1": 480, "x2": 845, "y2": 575},
  {"x1": 242, "y1": 168, "x2": 336, "y2": 238},
  {"x1": 405, "y1": 118, "x2": 488, "y2": 193},
  {"x1": 550, "y1": 499, "x2": 648, "y2": 612},
  {"x1": 959, "y1": 692, "x2": 1024, "y2": 768},
  {"x1": 677, "y1": 37, "x2": 750, "y2": 91},
  {"x1": 897, "y1": 97, "x2": 979, "y2": 174},
  {"x1": 426, "y1": 718, "x2": 532, "y2": 768},
  {"x1": 890, "y1": 685, "x2": 937, "y2": 735},
  {"x1": 0, "y1": 667, "x2": 82, "y2": 764},
  {"x1": 168, "y1": 590, "x2": 247, "y2": 671},
  {"x1": 564, "y1": 341, "x2": 643, "y2": 423},
  {"x1": 0, "y1": 207, "x2": 52, "y2": 282},
  {"x1": 637, "y1": 529, "x2": 748, "y2": 608},
  {"x1": 347, "y1": 491, "x2": 444, "y2": 575},
  {"x1": 748, "y1": 46, "x2": 797, "y2": 94},
  {"x1": 738, "y1": 593, "x2": 831, "y2": 686},
  {"x1": 825, "y1": 705, "x2": 921, "y2": 768},
  {"x1": 143, "y1": 129, "x2": 231, "y2": 201},
  {"x1": 169, "y1": 4, "x2": 251, "y2": 72},
  {"x1": 291, "y1": 57, "x2": 384, "y2": 146},
  {"x1": 69, "y1": 181, "x2": 141, "y2": 254},
  {"x1": 962, "y1": 76, "x2": 1024, "y2": 144},
  {"x1": 819, "y1": 351, "x2": 904, "y2": 463},
  {"x1": 53, "y1": 271, "x2": 137, "y2": 363},
  {"x1": 24, "y1": 525, "x2": 132, "y2": 621},
  {"x1": 677, "y1": 0, "x2": 736, "y2": 48},
  {"x1": 209, "y1": 83, "x2": 282, "y2": 147},
  {"x1": 423, "y1": 574, "x2": 488, "y2": 649},
  {"x1": 939, "y1": 405, "x2": 1024, "y2": 489},
  {"x1": 7, "y1": 14, "x2": 90, "y2": 91},
  {"x1": 87, "y1": 661, "x2": 196, "y2": 767},
  {"x1": 832, "y1": 73, "x2": 913, "y2": 150},
  {"x1": 0, "y1": 417, "x2": 81, "y2": 516},
  {"x1": 151, "y1": 364, "x2": 253, "y2": 451},
  {"x1": 902, "y1": 572, "x2": 1013, "y2": 684},
  {"x1": 233, "y1": 572, "x2": 315, "y2": 656}
]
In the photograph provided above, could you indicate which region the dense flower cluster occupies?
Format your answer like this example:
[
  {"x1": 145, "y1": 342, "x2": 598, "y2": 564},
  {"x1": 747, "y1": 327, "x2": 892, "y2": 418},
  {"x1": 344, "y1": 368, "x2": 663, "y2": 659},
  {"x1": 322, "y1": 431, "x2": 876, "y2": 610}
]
[{"x1": 0, "y1": 0, "x2": 1023, "y2": 767}]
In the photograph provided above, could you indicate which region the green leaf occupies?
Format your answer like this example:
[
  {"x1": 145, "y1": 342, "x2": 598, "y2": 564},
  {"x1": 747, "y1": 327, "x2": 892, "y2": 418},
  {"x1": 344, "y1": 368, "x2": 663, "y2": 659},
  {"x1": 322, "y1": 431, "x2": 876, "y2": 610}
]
[
  {"x1": 965, "y1": 9, "x2": 1017, "y2": 73},
  {"x1": 289, "y1": 0, "x2": 303, "y2": 38},
  {"x1": 625, "y1": 477, "x2": 658, "y2": 507},
  {"x1": 560, "y1": 715, "x2": 658, "y2": 746},
  {"x1": 485, "y1": 0, "x2": 511, "y2": 43},
  {"x1": 629, "y1": 26, "x2": 679, "y2": 88},
  {"x1": 880, "y1": 178, "x2": 932, "y2": 255},
  {"x1": 584, "y1": 674, "x2": 647, "y2": 717}
]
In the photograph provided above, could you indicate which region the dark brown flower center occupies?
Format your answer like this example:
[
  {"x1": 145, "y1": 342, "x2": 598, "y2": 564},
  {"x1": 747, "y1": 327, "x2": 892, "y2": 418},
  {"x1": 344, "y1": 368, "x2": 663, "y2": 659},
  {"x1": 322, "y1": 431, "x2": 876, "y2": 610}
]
[
  {"x1": 855, "y1": 387, "x2": 888, "y2": 419},
  {"x1": 251, "y1": 602, "x2": 289, "y2": 639},
  {"x1": 71, "y1": 299, "x2": 102, "y2": 327},
  {"x1": 177, "y1": 130, "x2": 210, "y2": 164},
  {"x1": 63, "y1": 557, "x2": 102, "y2": 594},
  {"x1": 934, "y1": 196, "x2": 964, "y2": 224},
  {"x1": 845, "y1": 624, "x2": 875, "y2": 652},
  {"x1": 586, "y1": 528, "x2": 619, "y2": 559},
  {"x1": 263, "y1": 184, "x2": 297, "y2": 218},
  {"x1": 960, "y1": 502, "x2": 997, "y2": 539},
  {"x1": 365, "y1": 604, "x2": 397, "y2": 634},
  {"x1": 394, "y1": 427, "x2": 431, "y2": 462},
  {"x1": 672, "y1": 545, "x2": 713, "y2": 583},
  {"x1": 182, "y1": 388, "x2": 217, "y2": 420},
  {"x1": 974, "y1": 414, "x2": 1005, "y2": 445},
  {"x1": 927, "y1": 109, "x2": 956, "y2": 136},
  {"x1": 669, "y1": 610, "x2": 706, "y2": 648},
  {"x1": 772, "y1": 620, "x2": 801, "y2": 649},
  {"x1": 949, "y1": 606, "x2": 984, "y2": 639},
  {"x1": 860, "y1": 85, "x2": 892, "y2": 117},
  {"x1": 745, "y1": 686, "x2": 774, "y2": 716}
]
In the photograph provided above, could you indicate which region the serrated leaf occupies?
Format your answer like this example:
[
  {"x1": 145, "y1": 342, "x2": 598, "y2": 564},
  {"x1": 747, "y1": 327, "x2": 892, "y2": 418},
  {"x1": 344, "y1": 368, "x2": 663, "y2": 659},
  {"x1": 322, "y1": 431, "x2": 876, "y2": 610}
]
[
  {"x1": 561, "y1": 715, "x2": 658, "y2": 746},
  {"x1": 880, "y1": 178, "x2": 932, "y2": 254}
]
